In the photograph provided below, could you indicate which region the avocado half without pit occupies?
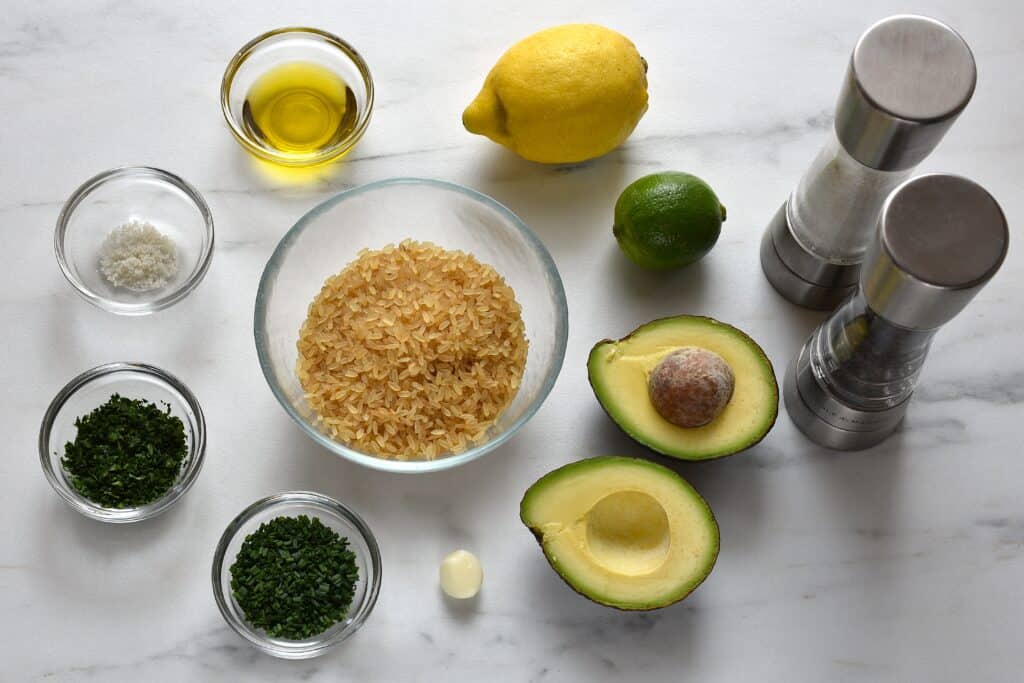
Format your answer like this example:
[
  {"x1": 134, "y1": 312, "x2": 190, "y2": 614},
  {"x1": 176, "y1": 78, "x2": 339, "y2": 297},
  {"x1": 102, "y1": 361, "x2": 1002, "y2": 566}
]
[
  {"x1": 520, "y1": 456, "x2": 719, "y2": 610},
  {"x1": 588, "y1": 315, "x2": 778, "y2": 460}
]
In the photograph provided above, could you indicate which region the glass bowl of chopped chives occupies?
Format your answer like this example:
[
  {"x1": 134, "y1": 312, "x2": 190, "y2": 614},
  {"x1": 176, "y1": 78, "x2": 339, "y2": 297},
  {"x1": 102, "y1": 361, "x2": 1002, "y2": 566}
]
[
  {"x1": 38, "y1": 362, "x2": 206, "y2": 523},
  {"x1": 212, "y1": 491, "x2": 382, "y2": 659},
  {"x1": 54, "y1": 166, "x2": 215, "y2": 315}
]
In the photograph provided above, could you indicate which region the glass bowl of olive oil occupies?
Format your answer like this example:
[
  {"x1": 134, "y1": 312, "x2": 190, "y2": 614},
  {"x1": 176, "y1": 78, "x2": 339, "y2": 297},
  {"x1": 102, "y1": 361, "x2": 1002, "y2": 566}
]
[{"x1": 221, "y1": 27, "x2": 374, "y2": 167}]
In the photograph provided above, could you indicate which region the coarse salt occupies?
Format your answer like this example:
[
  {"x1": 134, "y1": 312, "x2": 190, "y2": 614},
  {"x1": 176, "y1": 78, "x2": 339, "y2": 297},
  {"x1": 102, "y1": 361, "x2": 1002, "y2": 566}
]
[{"x1": 98, "y1": 220, "x2": 178, "y2": 292}]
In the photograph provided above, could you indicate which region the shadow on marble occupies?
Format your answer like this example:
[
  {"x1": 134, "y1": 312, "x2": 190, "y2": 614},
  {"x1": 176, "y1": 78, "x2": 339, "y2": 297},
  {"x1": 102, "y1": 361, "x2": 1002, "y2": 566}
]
[
  {"x1": 440, "y1": 589, "x2": 480, "y2": 622},
  {"x1": 578, "y1": 403, "x2": 649, "y2": 459},
  {"x1": 805, "y1": 432, "x2": 906, "y2": 528},
  {"x1": 801, "y1": 429, "x2": 909, "y2": 617},
  {"x1": 604, "y1": 242, "x2": 712, "y2": 316},
  {"x1": 465, "y1": 145, "x2": 632, "y2": 252},
  {"x1": 669, "y1": 452, "x2": 769, "y2": 561},
  {"x1": 755, "y1": 285, "x2": 829, "y2": 357},
  {"x1": 520, "y1": 549, "x2": 708, "y2": 670},
  {"x1": 32, "y1": 491, "x2": 196, "y2": 602},
  {"x1": 263, "y1": 414, "x2": 528, "y2": 524}
]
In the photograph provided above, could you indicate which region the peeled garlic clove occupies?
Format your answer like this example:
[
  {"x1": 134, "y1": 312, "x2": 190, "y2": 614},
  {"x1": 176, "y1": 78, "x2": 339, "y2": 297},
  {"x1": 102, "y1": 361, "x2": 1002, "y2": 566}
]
[{"x1": 440, "y1": 549, "x2": 483, "y2": 599}]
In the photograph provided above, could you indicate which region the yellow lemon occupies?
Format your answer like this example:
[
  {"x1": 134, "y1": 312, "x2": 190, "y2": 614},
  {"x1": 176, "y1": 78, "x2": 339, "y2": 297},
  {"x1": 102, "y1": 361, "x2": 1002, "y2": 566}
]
[{"x1": 463, "y1": 24, "x2": 649, "y2": 164}]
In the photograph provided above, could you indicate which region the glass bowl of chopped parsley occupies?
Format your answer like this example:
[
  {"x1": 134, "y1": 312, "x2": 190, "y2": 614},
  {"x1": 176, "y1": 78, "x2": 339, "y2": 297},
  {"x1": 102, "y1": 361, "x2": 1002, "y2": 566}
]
[
  {"x1": 39, "y1": 362, "x2": 206, "y2": 523},
  {"x1": 211, "y1": 491, "x2": 382, "y2": 659},
  {"x1": 54, "y1": 166, "x2": 215, "y2": 316}
]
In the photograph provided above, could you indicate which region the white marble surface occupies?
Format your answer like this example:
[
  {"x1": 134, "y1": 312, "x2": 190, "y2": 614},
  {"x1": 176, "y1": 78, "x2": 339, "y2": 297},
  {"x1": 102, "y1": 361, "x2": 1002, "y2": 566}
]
[{"x1": 2, "y1": 1, "x2": 1023, "y2": 680}]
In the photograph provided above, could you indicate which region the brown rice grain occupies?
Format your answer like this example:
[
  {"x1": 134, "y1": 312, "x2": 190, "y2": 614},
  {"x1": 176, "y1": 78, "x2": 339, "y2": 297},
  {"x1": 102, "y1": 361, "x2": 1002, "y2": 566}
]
[{"x1": 296, "y1": 240, "x2": 528, "y2": 460}]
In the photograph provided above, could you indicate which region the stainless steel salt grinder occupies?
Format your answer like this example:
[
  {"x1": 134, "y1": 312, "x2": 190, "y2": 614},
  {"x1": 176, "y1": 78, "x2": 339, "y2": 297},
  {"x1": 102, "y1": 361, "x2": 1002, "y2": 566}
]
[
  {"x1": 784, "y1": 174, "x2": 1008, "y2": 450},
  {"x1": 760, "y1": 15, "x2": 976, "y2": 310}
]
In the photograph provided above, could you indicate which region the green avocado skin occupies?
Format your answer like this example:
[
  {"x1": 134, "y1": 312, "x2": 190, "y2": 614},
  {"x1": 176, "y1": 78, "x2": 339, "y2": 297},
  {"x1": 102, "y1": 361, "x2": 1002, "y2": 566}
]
[
  {"x1": 519, "y1": 455, "x2": 720, "y2": 611},
  {"x1": 613, "y1": 172, "x2": 725, "y2": 270}
]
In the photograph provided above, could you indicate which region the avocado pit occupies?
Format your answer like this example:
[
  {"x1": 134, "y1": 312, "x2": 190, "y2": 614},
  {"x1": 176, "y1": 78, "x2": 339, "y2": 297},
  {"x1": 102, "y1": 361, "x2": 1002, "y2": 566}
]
[{"x1": 648, "y1": 347, "x2": 735, "y2": 428}]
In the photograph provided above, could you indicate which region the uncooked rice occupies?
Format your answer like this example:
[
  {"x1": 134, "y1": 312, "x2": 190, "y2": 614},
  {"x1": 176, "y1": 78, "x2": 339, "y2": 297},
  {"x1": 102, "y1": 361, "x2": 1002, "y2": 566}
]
[{"x1": 296, "y1": 240, "x2": 528, "y2": 460}]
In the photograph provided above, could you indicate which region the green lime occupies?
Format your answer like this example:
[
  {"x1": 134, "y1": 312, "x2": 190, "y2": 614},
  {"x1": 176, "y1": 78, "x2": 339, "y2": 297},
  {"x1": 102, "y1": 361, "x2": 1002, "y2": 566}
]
[{"x1": 613, "y1": 172, "x2": 727, "y2": 270}]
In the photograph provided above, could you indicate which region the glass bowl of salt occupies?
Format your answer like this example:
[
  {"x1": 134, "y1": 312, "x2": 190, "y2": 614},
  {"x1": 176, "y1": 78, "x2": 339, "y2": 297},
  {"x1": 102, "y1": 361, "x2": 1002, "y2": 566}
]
[{"x1": 55, "y1": 166, "x2": 215, "y2": 315}]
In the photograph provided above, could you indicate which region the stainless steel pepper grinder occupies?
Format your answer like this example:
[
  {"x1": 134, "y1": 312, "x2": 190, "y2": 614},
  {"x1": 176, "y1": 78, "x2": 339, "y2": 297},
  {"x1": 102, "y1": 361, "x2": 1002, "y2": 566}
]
[
  {"x1": 761, "y1": 15, "x2": 977, "y2": 310},
  {"x1": 784, "y1": 173, "x2": 1008, "y2": 450}
]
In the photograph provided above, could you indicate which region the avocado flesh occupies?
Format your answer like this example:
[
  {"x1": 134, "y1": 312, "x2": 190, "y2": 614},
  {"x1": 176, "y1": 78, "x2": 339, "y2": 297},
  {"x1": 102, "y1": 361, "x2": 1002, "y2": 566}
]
[
  {"x1": 588, "y1": 316, "x2": 778, "y2": 460},
  {"x1": 520, "y1": 456, "x2": 719, "y2": 610}
]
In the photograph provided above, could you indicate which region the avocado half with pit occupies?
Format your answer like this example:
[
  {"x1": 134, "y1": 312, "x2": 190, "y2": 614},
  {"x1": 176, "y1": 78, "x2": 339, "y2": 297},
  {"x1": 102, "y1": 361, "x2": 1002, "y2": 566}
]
[
  {"x1": 520, "y1": 456, "x2": 719, "y2": 610},
  {"x1": 588, "y1": 315, "x2": 778, "y2": 460}
]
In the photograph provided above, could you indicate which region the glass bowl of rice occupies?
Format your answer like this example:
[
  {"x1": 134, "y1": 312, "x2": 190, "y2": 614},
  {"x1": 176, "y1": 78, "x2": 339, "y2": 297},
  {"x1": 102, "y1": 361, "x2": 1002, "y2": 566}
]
[{"x1": 255, "y1": 177, "x2": 568, "y2": 473}]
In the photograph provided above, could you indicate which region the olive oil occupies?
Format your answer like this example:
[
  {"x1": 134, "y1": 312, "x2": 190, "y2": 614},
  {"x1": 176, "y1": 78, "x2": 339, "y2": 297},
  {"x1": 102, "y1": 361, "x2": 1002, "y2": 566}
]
[{"x1": 242, "y1": 62, "x2": 358, "y2": 160}]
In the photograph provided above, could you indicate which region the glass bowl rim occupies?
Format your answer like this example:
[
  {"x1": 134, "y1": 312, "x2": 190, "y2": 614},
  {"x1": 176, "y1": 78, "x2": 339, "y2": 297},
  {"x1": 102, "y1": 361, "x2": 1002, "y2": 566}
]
[
  {"x1": 253, "y1": 176, "x2": 569, "y2": 473},
  {"x1": 38, "y1": 361, "x2": 207, "y2": 523},
  {"x1": 53, "y1": 165, "x2": 216, "y2": 316},
  {"x1": 210, "y1": 490, "x2": 383, "y2": 659},
  {"x1": 219, "y1": 26, "x2": 376, "y2": 167}
]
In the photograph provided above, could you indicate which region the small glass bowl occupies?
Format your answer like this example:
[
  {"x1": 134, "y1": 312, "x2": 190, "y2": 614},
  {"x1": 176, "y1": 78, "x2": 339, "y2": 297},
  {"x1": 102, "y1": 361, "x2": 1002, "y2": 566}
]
[
  {"x1": 212, "y1": 492, "x2": 382, "y2": 659},
  {"x1": 254, "y1": 178, "x2": 569, "y2": 473},
  {"x1": 55, "y1": 166, "x2": 215, "y2": 316},
  {"x1": 221, "y1": 27, "x2": 374, "y2": 167},
  {"x1": 39, "y1": 362, "x2": 207, "y2": 523}
]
